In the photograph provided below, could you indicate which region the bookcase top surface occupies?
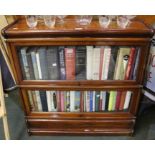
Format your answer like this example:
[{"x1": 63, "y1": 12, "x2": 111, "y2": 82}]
[{"x1": 2, "y1": 16, "x2": 154, "y2": 38}]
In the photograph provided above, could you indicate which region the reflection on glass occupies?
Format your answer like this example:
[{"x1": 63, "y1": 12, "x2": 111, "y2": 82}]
[
  {"x1": 25, "y1": 15, "x2": 38, "y2": 28},
  {"x1": 44, "y1": 15, "x2": 56, "y2": 28},
  {"x1": 99, "y1": 15, "x2": 111, "y2": 28}
]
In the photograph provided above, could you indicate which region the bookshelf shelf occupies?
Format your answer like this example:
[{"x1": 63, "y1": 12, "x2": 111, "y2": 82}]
[{"x1": 2, "y1": 16, "x2": 154, "y2": 135}]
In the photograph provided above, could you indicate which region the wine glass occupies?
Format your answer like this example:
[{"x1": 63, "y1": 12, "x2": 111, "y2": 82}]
[
  {"x1": 57, "y1": 15, "x2": 67, "y2": 24},
  {"x1": 25, "y1": 15, "x2": 38, "y2": 28}
]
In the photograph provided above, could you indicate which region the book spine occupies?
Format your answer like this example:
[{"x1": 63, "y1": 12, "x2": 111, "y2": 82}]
[
  {"x1": 56, "y1": 91, "x2": 61, "y2": 112},
  {"x1": 74, "y1": 91, "x2": 81, "y2": 112},
  {"x1": 89, "y1": 91, "x2": 93, "y2": 112},
  {"x1": 119, "y1": 91, "x2": 127, "y2": 110},
  {"x1": 31, "y1": 91, "x2": 39, "y2": 111},
  {"x1": 105, "y1": 92, "x2": 109, "y2": 110},
  {"x1": 39, "y1": 90, "x2": 48, "y2": 111},
  {"x1": 38, "y1": 47, "x2": 48, "y2": 80},
  {"x1": 115, "y1": 91, "x2": 122, "y2": 111},
  {"x1": 80, "y1": 91, "x2": 84, "y2": 112},
  {"x1": 58, "y1": 46, "x2": 66, "y2": 80},
  {"x1": 47, "y1": 47, "x2": 59, "y2": 80},
  {"x1": 65, "y1": 48, "x2": 76, "y2": 80},
  {"x1": 27, "y1": 91, "x2": 35, "y2": 111},
  {"x1": 35, "y1": 91, "x2": 42, "y2": 111},
  {"x1": 112, "y1": 91, "x2": 117, "y2": 111},
  {"x1": 70, "y1": 91, "x2": 75, "y2": 112},
  {"x1": 26, "y1": 51, "x2": 35, "y2": 80},
  {"x1": 60, "y1": 91, "x2": 65, "y2": 112},
  {"x1": 102, "y1": 47, "x2": 111, "y2": 80},
  {"x1": 125, "y1": 48, "x2": 136, "y2": 80},
  {"x1": 101, "y1": 91, "x2": 106, "y2": 111},
  {"x1": 86, "y1": 46, "x2": 93, "y2": 80},
  {"x1": 75, "y1": 46, "x2": 86, "y2": 80},
  {"x1": 95, "y1": 91, "x2": 100, "y2": 111},
  {"x1": 92, "y1": 91, "x2": 96, "y2": 112},
  {"x1": 46, "y1": 91, "x2": 53, "y2": 112},
  {"x1": 99, "y1": 47, "x2": 104, "y2": 80},
  {"x1": 66, "y1": 91, "x2": 70, "y2": 112},
  {"x1": 123, "y1": 91, "x2": 132, "y2": 109},
  {"x1": 31, "y1": 51, "x2": 39, "y2": 80},
  {"x1": 108, "y1": 91, "x2": 115, "y2": 111},
  {"x1": 85, "y1": 91, "x2": 90, "y2": 112}
]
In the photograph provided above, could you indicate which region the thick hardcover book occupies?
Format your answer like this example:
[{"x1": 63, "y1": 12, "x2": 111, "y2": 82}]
[
  {"x1": 86, "y1": 46, "x2": 93, "y2": 80},
  {"x1": 58, "y1": 46, "x2": 66, "y2": 80},
  {"x1": 115, "y1": 91, "x2": 122, "y2": 111},
  {"x1": 108, "y1": 91, "x2": 116, "y2": 111},
  {"x1": 39, "y1": 90, "x2": 48, "y2": 111},
  {"x1": 123, "y1": 91, "x2": 132, "y2": 109},
  {"x1": 75, "y1": 46, "x2": 86, "y2": 80},
  {"x1": 108, "y1": 46, "x2": 118, "y2": 80},
  {"x1": 92, "y1": 48, "x2": 100, "y2": 80},
  {"x1": 74, "y1": 91, "x2": 81, "y2": 112},
  {"x1": 60, "y1": 91, "x2": 65, "y2": 112},
  {"x1": 46, "y1": 46, "x2": 59, "y2": 80},
  {"x1": 95, "y1": 91, "x2": 100, "y2": 111},
  {"x1": 29, "y1": 47, "x2": 39, "y2": 80},
  {"x1": 112, "y1": 91, "x2": 117, "y2": 111},
  {"x1": 119, "y1": 91, "x2": 127, "y2": 110},
  {"x1": 114, "y1": 47, "x2": 131, "y2": 80},
  {"x1": 125, "y1": 47, "x2": 136, "y2": 80},
  {"x1": 101, "y1": 46, "x2": 111, "y2": 80},
  {"x1": 65, "y1": 47, "x2": 76, "y2": 80},
  {"x1": 26, "y1": 49, "x2": 35, "y2": 80},
  {"x1": 105, "y1": 92, "x2": 110, "y2": 111},
  {"x1": 70, "y1": 91, "x2": 75, "y2": 112},
  {"x1": 99, "y1": 47, "x2": 104, "y2": 80},
  {"x1": 37, "y1": 47, "x2": 48, "y2": 80},
  {"x1": 53, "y1": 92, "x2": 57, "y2": 110},
  {"x1": 56, "y1": 91, "x2": 61, "y2": 112},
  {"x1": 19, "y1": 47, "x2": 30, "y2": 80}
]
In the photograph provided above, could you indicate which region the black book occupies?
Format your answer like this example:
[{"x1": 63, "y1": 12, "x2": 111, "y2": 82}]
[
  {"x1": 75, "y1": 46, "x2": 86, "y2": 80},
  {"x1": 105, "y1": 92, "x2": 110, "y2": 111},
  {"x1": 47, "y1": 46, "x2": 59, "y2": 80},
  {"x1": 58, "y1": 46, "x2": 66, "y2": 80},
  {"x1": 38, "y1": 47, "x2": 48, "y2": 80},
  {"x1": 26, "y1": 48, "x2": 35, "y2": 80},
  {"x1": 39, "y1": 90, "x2": 48, "y2": 111},
  {"x1": 108, "y1": 46, "x2": 119, "y2": 80}
]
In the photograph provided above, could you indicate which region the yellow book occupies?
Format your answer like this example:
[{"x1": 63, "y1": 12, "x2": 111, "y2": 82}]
[{"x1": 108, "y1": 91, "x2": 115, "y2": 111}]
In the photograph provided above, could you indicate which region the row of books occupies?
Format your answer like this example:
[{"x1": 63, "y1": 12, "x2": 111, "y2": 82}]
[
  {"x1": 28, "y1": 90, "x2": 132, "y2": 112},
  {"x1": 19, "y1": 46, "x2": 140, "y2": 81}
]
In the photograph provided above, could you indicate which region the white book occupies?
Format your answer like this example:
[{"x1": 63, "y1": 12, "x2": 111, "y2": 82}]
[
  {"x1": 36, "y1": 52, "x2": 42, "y2": 80},
  {"x1": 86, "y1": 46, "x2": 94, "y2": 80},
  {"x1": 92, "y1": 48, "x2": 100, "y2": 80},
  {"x1": 35, "y1": 90, "x2": 42, "y2": 112},
  {"x1": 86, "y1": 91, "x2": 90, "y2": 112},
  {"x1": 101, "y1": 46, "x2": 111, "y2": 80},
  {"x1": 123, "y1": 91, "x2": 132, "y2": 109},
  {"x1": 70, "y1": 91, "x2": 75, "y2": 112},
  {"x1": 46, "y1": 91, "x2": 53, "y2": 112},
  {"x1": 31, "y1": 50, "x2": 39, "y2": 80}
]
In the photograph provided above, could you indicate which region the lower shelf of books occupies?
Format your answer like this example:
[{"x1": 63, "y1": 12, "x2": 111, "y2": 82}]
[{"x1": 25, "y1": 90, "x2": 133, "y2": 113}]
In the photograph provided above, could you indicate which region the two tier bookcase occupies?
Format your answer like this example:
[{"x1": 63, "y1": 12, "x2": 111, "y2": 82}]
[{"x1": 2, "y1": 16, "x2": 154, "y2": 135}]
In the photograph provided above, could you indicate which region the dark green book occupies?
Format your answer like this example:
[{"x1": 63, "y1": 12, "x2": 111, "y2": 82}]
[{"x1": 39, "y1": 90, "x2": 48, "y2": 112}]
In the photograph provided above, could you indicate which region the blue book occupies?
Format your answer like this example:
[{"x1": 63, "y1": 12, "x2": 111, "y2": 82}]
[{"x1": 90, "y1": 91, "x2": 93, "y2": 112}]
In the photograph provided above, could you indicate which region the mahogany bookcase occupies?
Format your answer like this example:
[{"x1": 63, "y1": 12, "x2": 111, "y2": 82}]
[{"x1": 2, "y1": 16, "x2": 154, "y2": 136}]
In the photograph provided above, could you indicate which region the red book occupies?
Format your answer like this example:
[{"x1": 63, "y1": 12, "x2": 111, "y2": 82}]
[
  {"x1": 60, "y1": 91, "x2": 65, "y2": 112},
  {"x1": 56, "y1": 91, "x2": 61, "y2": 112},
  {"x1": 99, "y1": 47, "x2": 104, "y2": 80},
  {"x1": 115, "y1": 91, "x2": 122, "y2": 111},
  {"x1": 65, "y1": 48, "x2": 76, "y2": 80},
  {"x1": 119, "y1": 91, "x2": 127, "y2": 110},
  {"x1": 125, "y1": 48, "x2": 136, "y2": 80}
]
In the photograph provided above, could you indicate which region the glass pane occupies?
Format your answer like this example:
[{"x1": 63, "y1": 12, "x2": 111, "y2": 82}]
[
  {"x1": 18, "y1": 46, "x2": 140, "y2": 80},
  {"x1": 27, "y1": 90, "x2": 133, "y2": 112}
]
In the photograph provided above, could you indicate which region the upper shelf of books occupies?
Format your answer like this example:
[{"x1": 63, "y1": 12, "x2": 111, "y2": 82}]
[{"x1": 2, "y1": 16, "x2": 154, "y2": 39}]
